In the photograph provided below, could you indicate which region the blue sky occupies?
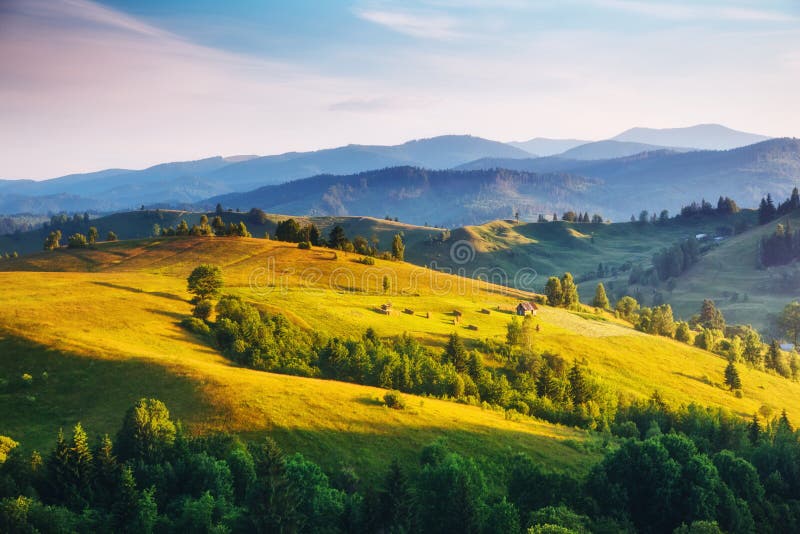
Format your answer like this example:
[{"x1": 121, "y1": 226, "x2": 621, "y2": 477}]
[{"x1": 1, "y1": 0, "x2": 798, "y2": 178}]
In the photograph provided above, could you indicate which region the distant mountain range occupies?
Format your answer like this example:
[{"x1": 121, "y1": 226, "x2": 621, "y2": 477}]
[
  {"x1": 207, "y1": 135, "x2": 530, "y2": 190},
  {"x1": 0, "y1": 125, "x2": 790, "y2": 221},
  {"x1": 457, "y1": 138, "x2": 800, "y2": 220},
  {"x1": 206, "y1": 167, "x2": 601, "y2": 228},
  {"x1": 205, "y1": 138, "x2": 800, "y2": 225},
  {"x1": 0, "y1": 136, "x2": 528, "y2": 213}
]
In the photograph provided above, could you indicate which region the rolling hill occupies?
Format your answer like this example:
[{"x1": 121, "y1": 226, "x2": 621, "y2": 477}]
[
  {"x1": 0, "y1": 236, "x2": 597, "y2": 478},
  {"x1": 2, "y1": 206, "x2": 796, "y2": 331},
  {"x1": 3, "y1": 235, "x2": 800, "y2": 474}
]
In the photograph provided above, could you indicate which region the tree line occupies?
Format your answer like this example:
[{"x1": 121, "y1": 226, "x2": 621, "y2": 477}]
[
  {"x1": 760, "y1": 220, "x2": 799, "y2": 267},
  {"x1": 758, "y1": 188, "x2": 800, "y2": 225},
  {"x1": 8, "y1": 391, "x2": 800, "y2": 531}
]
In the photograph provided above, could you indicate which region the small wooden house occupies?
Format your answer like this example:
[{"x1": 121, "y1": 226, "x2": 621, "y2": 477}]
[{"x1": 516, "y1": 302, "x2": 538, "y2": 316}]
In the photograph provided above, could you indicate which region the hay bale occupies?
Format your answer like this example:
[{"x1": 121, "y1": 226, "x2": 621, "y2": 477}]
[
  {"x1": 467, "y1": 324, "x2": 479, "y2": 331},
  {"x1": 403, "y1": 308, "x2": 414, "y2": 315}
]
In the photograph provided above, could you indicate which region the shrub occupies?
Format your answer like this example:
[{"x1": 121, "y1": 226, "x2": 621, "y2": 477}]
[
  {"x1": 193, "y1": 299, "x2": 213, "y2": 320},
  {"x1": 180, "y1": 317, "x2": 211, "y2": 336},
  {"x1": 358, "y1": 256, "x2": 375, "y2": 265},
  {"x1": 384, "y1": 390, "x2": 406, "y2": 410},
  {"x1": 67, "y1": 233, "x2": 88, "y2": 248},
  {"x1": 297, "y1": 241, "x2": 311, "y2": 250},
  {"x1": 20, "y1": 373, "x2": 33, "y2": 387}
]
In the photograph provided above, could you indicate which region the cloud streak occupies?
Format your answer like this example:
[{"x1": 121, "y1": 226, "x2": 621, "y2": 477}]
[
  {"x1": 591, "y1": 0, "x2": 798, "y2": 23},
  {"x1": 354, "y1": 8, "x2": 461, "y2": 40}
]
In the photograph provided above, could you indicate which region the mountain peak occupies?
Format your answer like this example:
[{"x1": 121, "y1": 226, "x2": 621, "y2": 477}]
[{"x1": 612, "y1": 124, "x2": 770, "y2": 150}]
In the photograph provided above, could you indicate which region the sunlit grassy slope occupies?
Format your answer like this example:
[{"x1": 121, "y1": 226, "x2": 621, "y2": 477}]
[
  {"x1": 2, "y1": 235, "x2": 799, "y2": 479},
  {"x1": 669, "y1": 212, "x2": 800, "y2": 327},
  {"x1": 0, "y1": 237, "x2": 591, "y2": 480}
]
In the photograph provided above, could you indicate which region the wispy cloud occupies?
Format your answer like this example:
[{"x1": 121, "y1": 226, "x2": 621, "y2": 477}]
[
  {"x1": 354, "y1": 8, "x2": 461, "y2": 40},
  {"x1": 591, "y1": 0, "x2": 798, "y2": 23}
]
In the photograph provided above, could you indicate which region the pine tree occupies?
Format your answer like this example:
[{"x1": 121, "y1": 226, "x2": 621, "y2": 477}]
[
  {"x1": 592, "y1": 283, "x2": 609, "y2": 309},
  {"x1": 568, "y1": 361, "x2": 589, "y2": 405},
  {"x1": 724, "y1": 360, "x2": 742, "y2": 391},
  {"x1": 94, "y1": 434, "x2": 119, "y2": 509},
  {"x1": 381, "y1": 459, "x2": 413, "y2": 532},
  {"x1": 536, "y1": 366, "x2": 557, "y2": 399},
  {"x1": 445, "y1": 332, "x2": 468, "y2": 374},
  {"x1": 67, "y1": 422, "x2": 94, "y2": 508},
  {"x1": 47, "y1": 428, "x2": 70, "y2": 503},
  {"x1": 391, "y1": 233, "x2": 405, "y2": 261},
  {"x1": 112, "y1": 465, "x2": 141, "y2": 531},
  {"x1": 747, "y1": 413, "x2": 761, "y2": 444}
]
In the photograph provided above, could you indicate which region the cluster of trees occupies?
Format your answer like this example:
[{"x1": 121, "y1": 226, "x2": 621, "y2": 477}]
[
  {"x1": 610, "y1": 295, "x2": 800, "y2": 385},
  {"x1": 544, "y1": 273, "x2": 580, "y2": 309},
  {"x1": 272, "y1": 220, "x2": 405, "y2": 260},
  {"x1": 759, "y1": 188, "x2": 800, "y2": 225},
  {"x1": 559, "y1": 211, "x2": 603, "y2": 223},
  {"x1": 760, "y1": 220, "x2": 799, "y2": 267},
  {"x1": 274, "y1": 219, "x2": 322, "y2": 245},
  {"x1": 155, "y1": 215, "x2": 251, "y2": 238},
  {"x1": 0, "y1": 251, "x2": 19, "y2": 260},
  {"x1": 652, "y1": 236, "x2": 701, "y2": 281},
  {"x1": 630, "y1": 210, "x2": 670, "y2": 224},
  {"x1": 43, "y1": 227, "x2": 118, "y2": 250},
  {"x1": 9, "y1": 394, "x2": 800, "y2": 531},
  {"x1": 679, "y1": 197, "x2": 740, "y2": 218},
  {"x1": 186, "y1": 281, "x2": 611, "y2": 429}
]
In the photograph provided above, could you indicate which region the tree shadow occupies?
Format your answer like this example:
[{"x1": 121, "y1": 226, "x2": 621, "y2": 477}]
[{"x1": 91, "y1": 281, "x2": 186, "y2": 302}]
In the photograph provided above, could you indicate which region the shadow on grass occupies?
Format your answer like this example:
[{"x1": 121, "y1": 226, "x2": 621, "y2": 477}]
[
  {"x1": 0, "y1": 333, "x2": 212, "y2": 454},
  {"x1": 355, "y1": 395, "x2": 385, "y2": 407},
  {"x1": 672, "y1": 371, "x2": 714, "y2": 387},
  {"x1": 91, "y1": 281, "x2": 186, "y2": 302},
  {"x1": 145, "y1": 308, "x2": 186, "y2": 321}
]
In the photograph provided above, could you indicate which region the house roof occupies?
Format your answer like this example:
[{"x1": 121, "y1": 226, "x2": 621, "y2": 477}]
[{"x1": 517, "y1": 302, "x2": 538, "y2": 311}]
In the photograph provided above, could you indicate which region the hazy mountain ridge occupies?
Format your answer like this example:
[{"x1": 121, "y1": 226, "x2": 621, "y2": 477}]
[
  {"x1": 612, "y1": 123, "x2": 771, "y2": 150},
  {"x1": 0, "y1": 136, "x2": 531, "y2": 214},
  {"x1": 557, "y1": 140, "x2": 689, "y2": 160},
  {"x1": 206, "y1": 166, "x2": 602, "y2": 227},
  {"x1": 457, "y1": 138, "x2": 800, "y2": 217},
  {"x1": 508, "y1": 137, "x2": 588, "y2": 156}
]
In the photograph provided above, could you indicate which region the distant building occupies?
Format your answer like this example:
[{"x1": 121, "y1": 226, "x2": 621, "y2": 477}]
[
  {"x1": 516, "y1": 302, "x2": 538, "y2": 316},
  {"x1": 695, "y1": 233, "x2": 708, "y2": 240}
]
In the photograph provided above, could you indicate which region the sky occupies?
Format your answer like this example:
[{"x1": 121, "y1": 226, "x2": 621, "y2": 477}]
[{"x1": 1, "y1": 0, "x2": 798, "y2": 179}]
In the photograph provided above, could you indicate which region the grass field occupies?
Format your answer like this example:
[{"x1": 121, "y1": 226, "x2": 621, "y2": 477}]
[
  {"x1": 0, "y1": 238, "x2": 594, "y2": 482},
  {"x1": 2, "y1": 235, "x2": 800, "y2": 481},
  {"x1": 4, "y1": 207, "x2": 796, "y2": 331}
]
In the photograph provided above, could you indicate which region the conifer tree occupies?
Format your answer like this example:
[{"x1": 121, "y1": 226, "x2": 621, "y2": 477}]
[
  {"x1": 391, "y1": 233, "x2": 405, "y2": 261},
  {"x1": 592, "y1": 283, "x2": 609, "y2": 309},
  {"x1": 724, "y1": 360, "x2": 742, "y2": 391},
  {"x1": 561, "y1": 272, "x2": 579, "y2": 309},
  {"x1": 67, "y1": 422, "x2": 94, "y2": 507},
  {"x1": 94, "y1": 434, "x2": 119, "y2": 509},
  {"x1": 568, "y1": 361, "x2": 589, "y2": 405}
]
